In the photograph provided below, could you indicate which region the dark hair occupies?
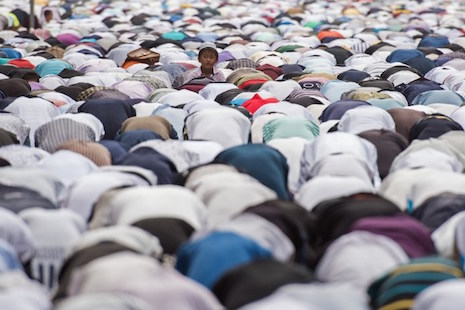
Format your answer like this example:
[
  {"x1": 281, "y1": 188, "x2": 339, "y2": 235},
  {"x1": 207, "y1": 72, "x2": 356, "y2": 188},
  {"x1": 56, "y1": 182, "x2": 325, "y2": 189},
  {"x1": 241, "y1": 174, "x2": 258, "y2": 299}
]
[{"x1": 198, "y1": 47, "x2": 218, "y2": 58}]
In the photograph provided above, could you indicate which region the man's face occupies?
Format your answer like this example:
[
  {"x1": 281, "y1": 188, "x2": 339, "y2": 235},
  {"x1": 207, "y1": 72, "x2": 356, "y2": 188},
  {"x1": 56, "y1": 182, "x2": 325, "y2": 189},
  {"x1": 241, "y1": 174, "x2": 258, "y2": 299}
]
[{"x1": 198, "y1": 50, "x2": 218, "y2": 69}]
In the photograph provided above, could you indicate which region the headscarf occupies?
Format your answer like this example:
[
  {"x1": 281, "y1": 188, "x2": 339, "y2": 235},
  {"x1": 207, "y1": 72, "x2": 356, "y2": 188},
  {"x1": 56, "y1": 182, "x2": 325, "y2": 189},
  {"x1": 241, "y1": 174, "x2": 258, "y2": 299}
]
[
  {"x1": 214, "y1": 144, "x2": 291, "y2": 200},
  {"x1": 176, "y1": 231, "x2": 272, "y2": 289},
  {"x1": 349, "y1": 214, "x2": 436, "y2": 258}
]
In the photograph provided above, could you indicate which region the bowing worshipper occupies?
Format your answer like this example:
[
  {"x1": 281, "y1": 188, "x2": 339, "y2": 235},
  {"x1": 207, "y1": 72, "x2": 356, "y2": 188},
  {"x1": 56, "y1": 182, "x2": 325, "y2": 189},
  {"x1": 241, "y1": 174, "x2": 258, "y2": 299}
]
[
  {"x1": 58, "y1": 252, "x2": 223, "y2": 309},
  {"x1": 54, "y1": 225, "x2": 163, "y2": 301},
  {"x1": 173, "y1": 42, "x2": 225, "y2": 89},
  {"x1": 212, "y1": 259, "x2": 314, "y2": 309},
  {"x1": 412, "y1": 279, "x2": 465, "y2": 310},
  {"x1": 0, "y1": 271, "x2": 52, "y2": 310},
  {"x1": 368, "y1": 256, "x2": 464, "y2": 309}
]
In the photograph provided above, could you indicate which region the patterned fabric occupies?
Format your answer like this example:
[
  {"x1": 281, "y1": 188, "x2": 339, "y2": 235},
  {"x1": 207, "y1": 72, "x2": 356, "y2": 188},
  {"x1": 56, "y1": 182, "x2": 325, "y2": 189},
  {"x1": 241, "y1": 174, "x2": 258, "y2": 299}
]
[
  {"x1": 226, "y1": 58, "x2": 257, "y2": 70},
  {"x1": 368, "y1": 256, "x2": 464, "y2": 310},
  {"x1": 263, "y1": 117, "x2": 319, "y2": 143},
  {"x1": 124, "y1": 75, "x2": 169, "y2": 90},
  {"x1": 76, "y1": 86, "x2": 110, "y2": 101},
  {"x1": 0, "y1": 145, "x2": 50, "y2": 167},
  {"x1": 0, "y1": 112, "x2": 29, "y2": 144},
  {"x1": 34, "y1": 118, "x2": 96, "y2": 153},
  {"x1": 56, "y1": 140, "x2": 111, "y2": 166},
  {"x1": 120, "y1": 115, "x2": 173, "y2": 140}
]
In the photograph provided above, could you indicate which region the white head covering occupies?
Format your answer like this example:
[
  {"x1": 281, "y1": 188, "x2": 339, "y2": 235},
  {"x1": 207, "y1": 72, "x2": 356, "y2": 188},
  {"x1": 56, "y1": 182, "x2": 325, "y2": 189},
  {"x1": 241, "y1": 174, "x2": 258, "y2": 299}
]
[
  {"x1": 432, "y1": 211, "x2": 465, "y2": 258},
  {"x1": 307, "y1": 153, "x2": 377, "y2": 185},
  {"x1": 267, "y1": 137, "x2": 309, "y2": 194},
  {"x1": 66, "y1": 252, "x2": 222, "y2": 309},
  {"x1": 111, "y1": 80, "x2": 153, "y2": 99},
  {"x1": 185, "y1": 107, "x2": 251, "y2": 148},
  {"x1": 180, "y1": 140, "x2": 224, "y2": 166},
  {"x1": 130, "y1": 140, "x2": 193, "y2": 172},
  {"x1": 254, "y1": 282, "x2": 370, "y2": 310},
  {"x1": 19, "y1": 208, "x2": 87, "y2": 291},
  {"x1": 253, "y1": 102, "x2": 317, "y2": 123},
  {"x1": 76, "y1": 58, "x2": 118, "y2": 74},
  {"x1": 316, "y1": 231, "x2": 408, "y2": 289},
  {"x1": 390, "y1": 147, "x2": 464, "y2": 173},
  {"x1": 198, "y1": 83, "x2": 237, "y2": 100},
  {"x1": 106, "y1": 43, "x2": 141, "y2": 66},
  {"x1": 89, "y1": 185, "x2": 207, "y2": 231},
  {"x1": 411, "y1": 171, "x2": 465, "y2": 208},
  {"x1": 0, "y1": 145, "x2": 50, "y2": 167},
  {"x1": 379, "y1": 168, "x2": 435, "y2": 212},
  {"x1": 450, "y1": 106, "x2": 465, "y2": 130},
  {"x1": 299, "y1": 132, "x2": 380, "y2": 190},
  {"x1": 36, "y1": 92, "x2": 76, "y2": 108},
  {"x1": 66, "y1": 75, "x2": 105, "y2": 87},
  {"x1": 0, "y1": 112, "x2": 30, "y2": 144},
  {"x1": 212, "y1": 212, "x2": 295, "y2": 261},
  {"x1": 4, "y1": 97, "x2": 60, "y2": 146},
  {"x1": 337, "y1": 105, "x2": 396, "y2": 134},
  {"x1": 318, "y1": 120, "x2": 339, "y2": 134},
  {"x1": 156, "y1": 89, "x2": 204, "y2": 107},
  {"x1": 425, "y1": 66, "x2": 458, "y2": 84},
  {"x1": 132, "y1": 102, "x2": 164, "y2": 116},
  {"x1": 63, "y1": 53, "x2": 99, "y2": 68},
  {"x1": 392, "y1": 138, "x2": 465, "y2": 172},
  {"x1": 413, "y1": 279, "x2": 465, "y2": 310},
  {"x1": 0, "y1": 207, "x2": 35, "y2": 263},
  {"x1": 427, "y1": 104, "x2": 459, "y2": 117},
  {"x1": 63, "y1": 169, "x2": 154, "y2": 221},
  {"x1": 439, "y1": 131, "x2": 465, "y2": 155},
  {"x1": 296, "y1": 175, "x2": 375, "y2": 211},
  {"x1": 258, "y1": 80, "x2": 302, "y2": 101},
  {"x1": 0, "y1": 167, "x2": 63, "y2": 206},
  {"x1": 185, "y1": 171, "x2": 277, "y2": 228},
  {"x1": 39, "y1": 76, "x2": 66, "y2": 90},
  {"x1": 0, "y1": 271, "x2": 51, "y2": 310},
  {"x1": 70, "y1": 226, "x2": 163, "y2": 260},
  {"x1": 55, "y1": 293, "x2": 152, "y2": 310},
  {"x1": 183, "y1": 99, "x2": 220, "y2": 115}
]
